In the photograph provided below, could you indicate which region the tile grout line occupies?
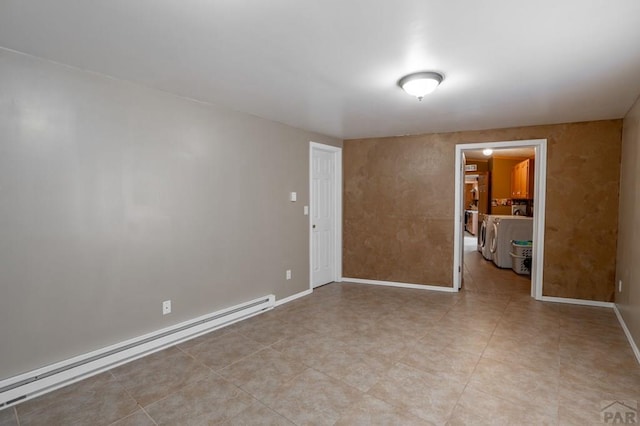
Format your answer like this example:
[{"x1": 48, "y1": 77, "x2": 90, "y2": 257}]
[
  {"x1": 174, "y1": 335, "x2": 310, "y2": 424},
  {"x1": 246, "y1": 366, "x2": 317, "y2": 425},
  {"x1": 104, "y1": 370, "x2": 147, "y2": 424},
  {"x1": 176, "y1": 330, "x2": 270, "y2": 373},
  {"x1": 113, "y1": 345, "x2": 218, "y2": 416},
  {"x1": 105, "y1": 404, "x2": 157, "y2": 426},
  {"x1": 138, "y1": 405, "x2": 158, "y2": 426},
  {"x1": 295, "y1": 366, "x2": 367, "y2": 423},
  {"x1": 457, "y1": 294, "x2": 562, "y2": 422},
  {"x1": 443, "y1": 293, "x2": 514, "y2": 423},
  {"x1": 11, "y1": 282, "x2": 634, "y2": 424},
  {"x1": 240, "y1": 390, "x2": 305, "y2": 425}
]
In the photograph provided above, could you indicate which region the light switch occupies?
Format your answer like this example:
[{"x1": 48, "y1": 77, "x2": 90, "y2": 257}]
[
  {"x1": 304, "y1": 205, "x2": 309, "y2": 215},
  {"x1": 290, "y1": 192, "x2": 297, "y2": 202}
]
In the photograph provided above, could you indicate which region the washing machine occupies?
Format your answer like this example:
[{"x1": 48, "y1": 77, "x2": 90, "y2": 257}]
[
  {"x1": 489, "y1": 217, "x2": 533, "y2": 268},
  {"x1": 477, "y1": 214, "x2": 489, "y2": 254},
  {"x1": 479, "y1": 215, "x2": 512, "y2": 260}
]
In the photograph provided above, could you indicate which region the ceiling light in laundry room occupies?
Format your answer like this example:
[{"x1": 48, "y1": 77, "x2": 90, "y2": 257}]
[{"x1": 483, "y1": 148, "x2": 493, "y2": 156}]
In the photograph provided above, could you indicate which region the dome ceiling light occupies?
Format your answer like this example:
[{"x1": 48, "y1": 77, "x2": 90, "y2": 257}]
[{"x1": 398, "y1": 71, "x2": 444, "y2": 101}]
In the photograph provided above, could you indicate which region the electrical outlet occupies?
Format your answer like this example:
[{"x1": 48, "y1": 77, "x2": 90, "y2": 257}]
[
  {"x1": 286, "y1": 270, "x2": 292, "y2": 280},
  {"x1": 162, "y1": 300, "x2": 172, "y2": 315},
  {"x1": 619, "y1": 280, "x2": 623, "y2": 292}
]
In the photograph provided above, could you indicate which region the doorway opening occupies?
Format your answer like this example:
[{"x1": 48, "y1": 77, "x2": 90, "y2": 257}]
[{"x1": 453, "y1": 139, "x2": 547, "y2": 299}]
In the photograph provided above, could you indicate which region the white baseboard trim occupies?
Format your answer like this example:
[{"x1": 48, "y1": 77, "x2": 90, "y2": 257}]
[
  {"x1": 539, "y1": 296, "x2": 614, "y2": 308},
  {"x1": 0, "y1": 295, "x2": 275, "y2": 410},
  {"x1": 275, "y1": 289, "x2": 312, "y2": 307},
  {"x1": 614, "y1": 305, "x2": 640, "y2": 365},
  {"x1": 341, "y1": 277, "x2": 457, "y2": 292}
]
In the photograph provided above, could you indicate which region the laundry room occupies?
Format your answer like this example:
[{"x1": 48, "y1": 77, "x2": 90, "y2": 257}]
[{"x1": 462, "y1": 146, "x2": 536, "y2": 294}]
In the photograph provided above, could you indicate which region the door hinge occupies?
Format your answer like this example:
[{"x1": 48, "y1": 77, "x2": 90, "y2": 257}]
[{"x1": 458, "y1": 266, "x2": 461, "y2": 273}]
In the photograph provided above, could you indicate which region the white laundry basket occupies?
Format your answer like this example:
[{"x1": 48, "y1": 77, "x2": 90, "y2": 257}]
[{"x1": 510, "y1": 240, "x2": 532, "y2": 275}]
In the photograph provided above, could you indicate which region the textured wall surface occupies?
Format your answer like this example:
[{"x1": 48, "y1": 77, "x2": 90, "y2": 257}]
[
  {"x1": 467, "y1": 159, "x2": 489, "y2": 173},
  {"x1": 616, "y1": 96, "x2": 640, "y2": 347},
  {"x1": 489, "y1": 157, "x2": 523, "y2": 215},
  {"x1": 344, "y1": 120, "x2": 622, "y2": 301}
]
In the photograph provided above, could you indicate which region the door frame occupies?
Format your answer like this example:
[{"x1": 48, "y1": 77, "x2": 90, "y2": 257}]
[
  {"x1": 309, "y1": 142, "x2": 343, "y2": 290},
  {"x1": 453, "y1": 139, "x2": 548, "y2": 299}
]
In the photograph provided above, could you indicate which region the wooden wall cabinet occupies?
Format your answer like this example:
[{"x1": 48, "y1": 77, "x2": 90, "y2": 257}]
[
  {"x1": 476, "y1": 172, "x2": 489, "y2": 214},
  {"x1": 511, "y1": 159, "x2": 534, "y2": 199}
]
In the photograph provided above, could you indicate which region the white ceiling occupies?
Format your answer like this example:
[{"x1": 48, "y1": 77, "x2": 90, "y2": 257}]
[{"x1": 1, "y1": 1, "x2": 639, "y2": 140}]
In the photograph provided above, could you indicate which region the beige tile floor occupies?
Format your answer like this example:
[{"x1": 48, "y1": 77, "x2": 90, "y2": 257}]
[{"x1": 2, "y1": 241, "x2": 639, "y2": 425}]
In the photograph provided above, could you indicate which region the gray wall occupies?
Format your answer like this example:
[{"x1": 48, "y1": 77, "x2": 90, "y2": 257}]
[
  {"x1": 616, "y1": 95, "x2": 640, "y2": 349},
  {"x1": 0, "y1": 49, "x2": 341, "y2": 380}
]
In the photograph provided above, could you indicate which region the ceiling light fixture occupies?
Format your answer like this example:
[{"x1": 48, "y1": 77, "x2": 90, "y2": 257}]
[
  {"x1": 483, "y1": 148, "x2": 493, "y2": 156},
  {"x1": 398, "y1": 71, "x2": 444, "y2": 101}
]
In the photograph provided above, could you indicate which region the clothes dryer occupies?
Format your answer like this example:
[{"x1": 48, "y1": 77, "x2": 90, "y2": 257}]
[{"x1": 489, "y1": 217, "x2": 534, "y2": 268}]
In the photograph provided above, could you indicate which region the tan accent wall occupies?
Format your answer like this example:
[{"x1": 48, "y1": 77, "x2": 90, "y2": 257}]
[
  {"x1": 343, "y1": 120, "x2": 622, "y2": 301},
  {"x1": 489, "y1": 157, "x2": 523, "y2": 215},
  {"x1": 616, "y1": 95, "x2": 640, "y2": 347},
  {"x1": 466, "y1": 159, "x2": 489, "y2": 172},
  {"x1": 491, "y1": 158, "x2": 522, "y2": 199}
]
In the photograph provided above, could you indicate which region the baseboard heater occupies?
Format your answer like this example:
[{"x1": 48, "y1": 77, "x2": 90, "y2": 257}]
[{"x1": 0, "y1": 294, "x2": 275, "y2": 410}]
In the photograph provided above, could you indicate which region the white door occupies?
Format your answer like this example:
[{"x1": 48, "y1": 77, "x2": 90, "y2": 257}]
[
  {"x1": 311, "y1": 147, "x2": 336, "y2": 287},
  {"x1": 458, "y1": 153, "x2": 466, "y2": 288}
]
